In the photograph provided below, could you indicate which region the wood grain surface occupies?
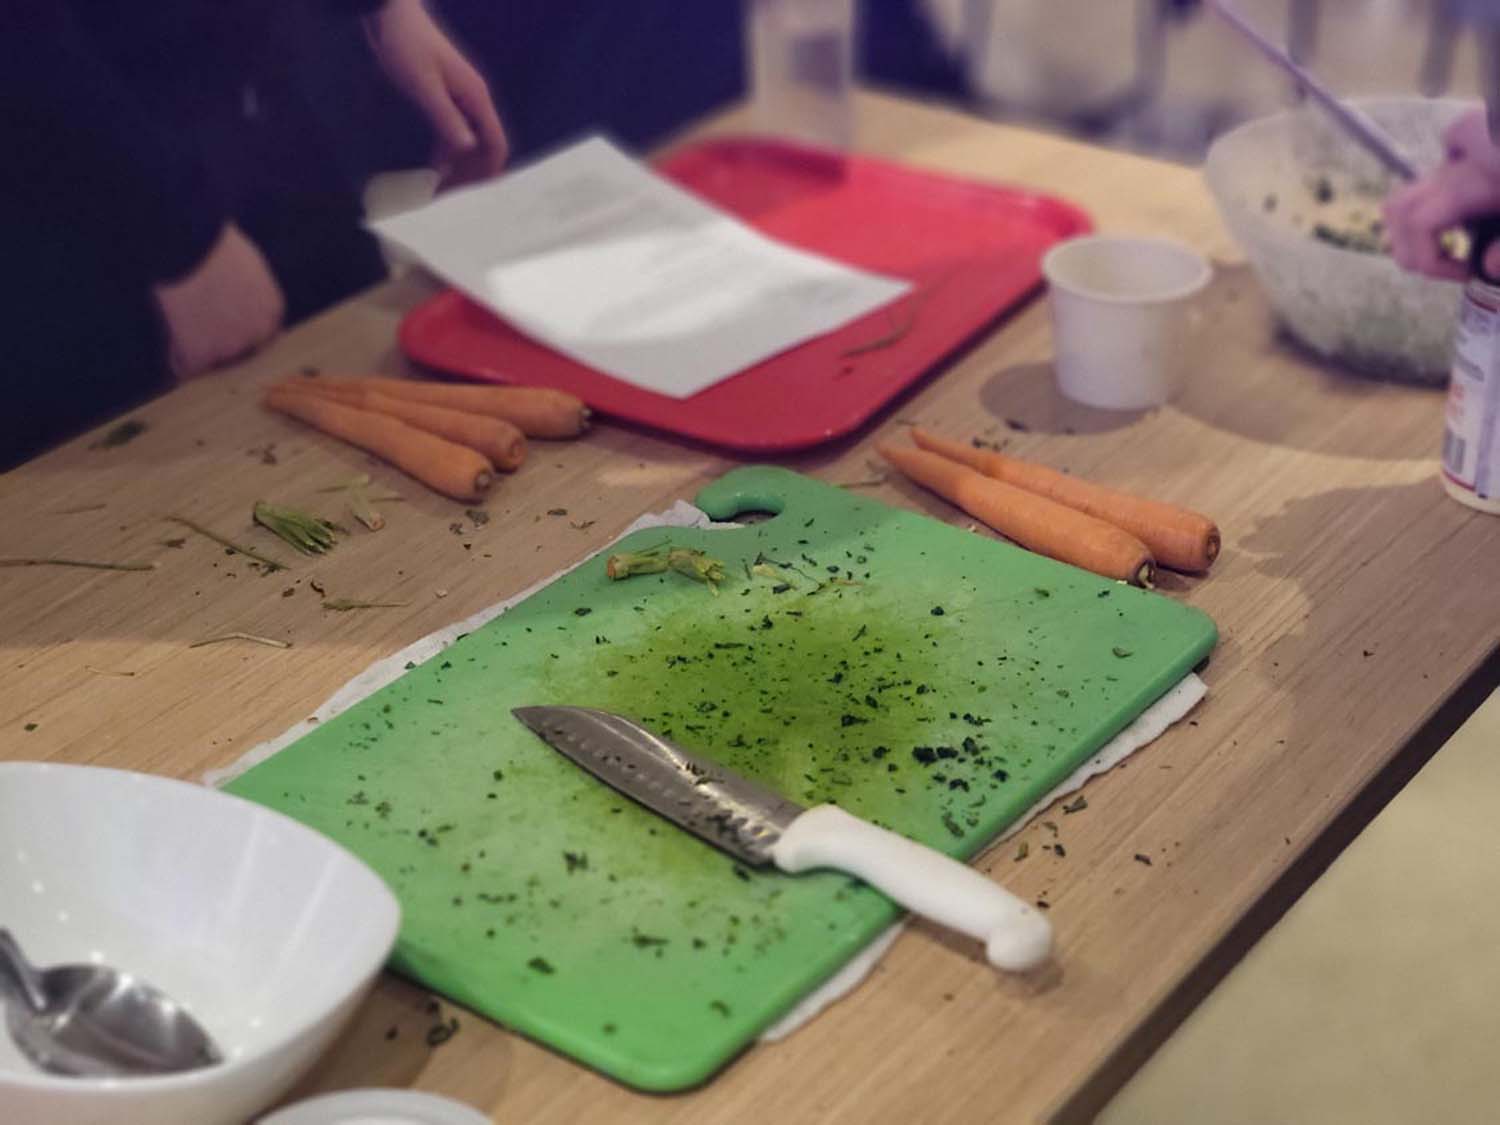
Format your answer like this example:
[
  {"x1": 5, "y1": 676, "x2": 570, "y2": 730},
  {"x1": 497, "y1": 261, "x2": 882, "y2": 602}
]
[{"x1": 2, "y1": 91, "x2": 1496, "y2": 1123}]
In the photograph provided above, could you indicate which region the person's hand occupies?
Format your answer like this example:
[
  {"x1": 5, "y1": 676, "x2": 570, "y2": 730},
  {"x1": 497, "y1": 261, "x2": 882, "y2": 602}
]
[
  {"x1": 152, "y1": 223, "x2": 285, "y2": 380},
  {"x1": 364, "y1": 0, "x2": 508, "y2": 189},
  {"x1": 1385, "y1": 108, "x2": 1500, "y2": 281}
]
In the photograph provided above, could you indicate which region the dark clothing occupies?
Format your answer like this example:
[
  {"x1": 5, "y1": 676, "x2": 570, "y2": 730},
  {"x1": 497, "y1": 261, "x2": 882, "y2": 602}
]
[
  {"x1": 440, "y1": 2, "x2": 966, "y2": 164},
  {"x1": 1, "y1": 0, "x2": 386, "y2": 468},
  {"x1": 0, "y1": 0, "x2": 964, "y2": 467}
]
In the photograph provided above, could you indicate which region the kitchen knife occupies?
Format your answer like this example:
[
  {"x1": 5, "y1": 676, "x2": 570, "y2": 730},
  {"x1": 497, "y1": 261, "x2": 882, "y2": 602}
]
[{"x1": 512, "y1": 705, "x2": 1053, "y2": 973}]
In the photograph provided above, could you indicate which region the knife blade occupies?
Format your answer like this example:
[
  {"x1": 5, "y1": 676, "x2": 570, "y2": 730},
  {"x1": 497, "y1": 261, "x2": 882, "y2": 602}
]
[{"x1": 513, "y1": 705, "x2": 1053, "y2": 972}]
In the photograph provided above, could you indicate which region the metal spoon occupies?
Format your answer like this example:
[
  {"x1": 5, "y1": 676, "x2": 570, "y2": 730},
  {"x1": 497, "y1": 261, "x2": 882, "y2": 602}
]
[{"x1": 0, "y1": 928, "x2": 222, "y2": 1078}]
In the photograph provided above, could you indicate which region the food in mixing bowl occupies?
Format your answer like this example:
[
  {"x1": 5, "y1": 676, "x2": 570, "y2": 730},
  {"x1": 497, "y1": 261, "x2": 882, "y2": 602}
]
[{"x1": 1261, "y1": 173, "x2": 1392, "y2": 256}]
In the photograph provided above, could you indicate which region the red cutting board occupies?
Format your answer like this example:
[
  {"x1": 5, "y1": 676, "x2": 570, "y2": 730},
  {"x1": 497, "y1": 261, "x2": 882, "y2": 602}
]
[{"x1": 398, "y1": 137, "x2": 1091, "y2": 453}]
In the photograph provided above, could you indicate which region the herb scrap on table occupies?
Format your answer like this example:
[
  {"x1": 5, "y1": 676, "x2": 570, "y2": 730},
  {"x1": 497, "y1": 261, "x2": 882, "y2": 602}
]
[
  {"x1": 90, "y1": 418, "x2": 148, "y2": 449},
  {"x1": 189, "y1": 632, "x2": 291, "y2": 650},
  {"x1": 52, "y1": 503, "x2": 109, "y2": 515},
  {"x1": 323, "y1": 598, "x2": 410, "y2": 612},
  {"x1": 166, "y1": 515, "x2": 285, "y2": 571},
  {"x1": 425, "y1": 1016, "x2": 460, "y2": 1047},
  {"x1": 0, "y1": 557, "x2": 156, "y2": 572},
  {"x1": 347, "y1": 481, "x2": 386, "y2": 531},
  {"x1": 253, "y1": 501, "x2": 338, "y2": 556}
]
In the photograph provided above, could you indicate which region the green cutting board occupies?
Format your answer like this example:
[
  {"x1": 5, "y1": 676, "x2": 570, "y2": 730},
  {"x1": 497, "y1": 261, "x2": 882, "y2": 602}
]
[{"x1": 226, "y1": 467, "x2": 1216, "y2": 1090}]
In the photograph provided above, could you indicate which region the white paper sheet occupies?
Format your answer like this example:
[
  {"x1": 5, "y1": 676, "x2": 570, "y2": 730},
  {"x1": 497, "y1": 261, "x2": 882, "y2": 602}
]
[{"x1": 368, "y1": 137, "x2": 910, "y2": 398}]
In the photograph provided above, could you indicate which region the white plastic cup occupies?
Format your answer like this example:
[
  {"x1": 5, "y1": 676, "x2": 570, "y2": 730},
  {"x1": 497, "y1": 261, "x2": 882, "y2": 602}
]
[
  {"x1": 745, "y1": 0, "x2": 856, "y2": 148},
  {"x1": 1041, "y1": 235, "x2": 1212, "y2": 411}
]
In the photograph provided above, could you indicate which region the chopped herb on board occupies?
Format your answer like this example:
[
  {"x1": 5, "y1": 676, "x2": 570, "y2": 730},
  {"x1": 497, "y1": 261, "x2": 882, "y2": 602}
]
[
  {"x1": 1062, "y1": 795, "x2": 1088, "y2": 814},
  {"x1": 606, "y1": 547, "x2": 726, "y2": 591},
  {"x1": 1014, "y1": 841, "x2": 1029, "y2": 861},
  {"x1": 1134, "y1": 853, "x2": 1153, "y2": 866}
]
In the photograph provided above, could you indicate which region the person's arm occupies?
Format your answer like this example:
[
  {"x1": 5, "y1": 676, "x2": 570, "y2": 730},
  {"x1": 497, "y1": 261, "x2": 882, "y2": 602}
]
[{"x1": 360, "y1": 0, "x2": 509, "y2": 187}]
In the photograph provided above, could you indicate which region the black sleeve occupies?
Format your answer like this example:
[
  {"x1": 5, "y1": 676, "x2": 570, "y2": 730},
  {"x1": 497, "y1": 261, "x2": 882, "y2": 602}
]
[
  {"x1": 326, "y1": 0, "x2": 387, "y2": 16},
  {"x1": 0, "y1": 0, "x2": 227, "y2": 287}
]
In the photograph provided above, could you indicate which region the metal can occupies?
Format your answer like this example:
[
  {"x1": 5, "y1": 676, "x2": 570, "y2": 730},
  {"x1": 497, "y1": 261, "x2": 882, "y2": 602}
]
[{"x1": 1441, "y1": 276, "x2": 1500, "y2": 514}]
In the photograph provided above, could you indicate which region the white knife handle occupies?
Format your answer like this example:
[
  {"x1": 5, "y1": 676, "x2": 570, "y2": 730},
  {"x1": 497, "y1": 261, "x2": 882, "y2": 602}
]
[{"x1": 770, "y1": 805, "x2": 1053, "y2": 972}]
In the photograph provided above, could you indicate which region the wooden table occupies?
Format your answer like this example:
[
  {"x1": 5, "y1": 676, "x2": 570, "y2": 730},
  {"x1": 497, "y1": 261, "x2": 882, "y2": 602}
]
[{"x1": 3, "y1": 91, "x2": 1497, "y2": 1123}]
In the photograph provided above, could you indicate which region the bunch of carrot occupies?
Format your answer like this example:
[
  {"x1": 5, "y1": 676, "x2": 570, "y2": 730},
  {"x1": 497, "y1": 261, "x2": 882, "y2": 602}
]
[
  {"x1": 877, "y1": 428, "x2": 1219, "y2": 587},
  {"x1": 263, "y1": 374, "x2": 590, "y2": 502}
]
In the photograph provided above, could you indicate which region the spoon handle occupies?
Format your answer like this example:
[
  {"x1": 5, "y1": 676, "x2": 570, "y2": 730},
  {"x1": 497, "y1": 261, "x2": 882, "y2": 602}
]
[{"x1": 0, "y1": 930, "x2": 51, "y2": 1013}]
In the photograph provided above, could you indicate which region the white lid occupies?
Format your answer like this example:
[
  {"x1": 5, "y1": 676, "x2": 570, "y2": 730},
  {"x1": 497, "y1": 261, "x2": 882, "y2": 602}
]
[{"x1": 259, "y1": 1089, "x2": 491, "y2": 1125}]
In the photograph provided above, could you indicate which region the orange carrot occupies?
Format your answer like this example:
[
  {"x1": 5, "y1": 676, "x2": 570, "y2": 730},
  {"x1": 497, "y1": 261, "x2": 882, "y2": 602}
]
[
  {"x1": 279, "y1": 374, "x2": 589, "y2": 439},
  {"x1": 264, "y1": 386, "x2": 494, "y2": 502},
  {"x1": 290, "y1": 382, "x2": 526, "y2": 471},
  {"x1": 878, "y1": 444, "x2": 1156, "y2": 586},
  {"x1": 911, "y1": 427, "x2": 1219, "y2": 573}
]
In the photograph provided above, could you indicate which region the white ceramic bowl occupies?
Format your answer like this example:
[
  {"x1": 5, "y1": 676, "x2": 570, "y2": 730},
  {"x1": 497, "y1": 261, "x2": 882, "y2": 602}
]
[
  {"x1": 1204, "y1": 96, "x2": 1471, "y2": 383},
  {"x1": 0, "y1": 763, "x2": 400, "y2": 1125}
]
